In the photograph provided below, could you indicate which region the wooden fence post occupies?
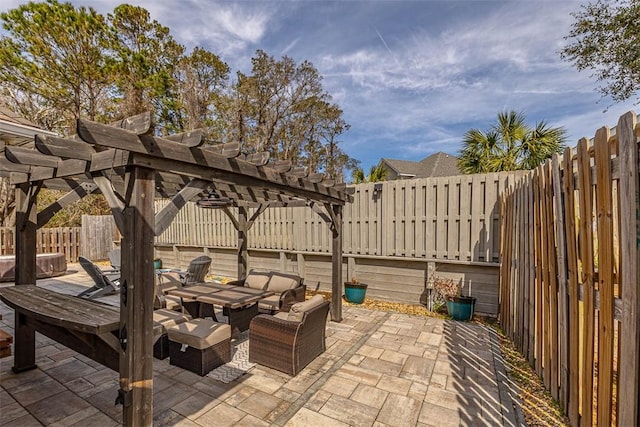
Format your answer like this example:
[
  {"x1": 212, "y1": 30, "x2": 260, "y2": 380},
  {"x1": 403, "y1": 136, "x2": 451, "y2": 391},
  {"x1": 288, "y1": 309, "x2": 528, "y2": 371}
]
[{"x1": 617, "y1": 111, "x2": 640, "y2": 427}]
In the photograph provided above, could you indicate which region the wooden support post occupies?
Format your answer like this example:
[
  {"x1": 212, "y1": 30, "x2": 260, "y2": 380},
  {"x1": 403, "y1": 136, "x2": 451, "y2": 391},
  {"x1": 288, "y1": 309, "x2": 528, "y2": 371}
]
[
  {"x1": 617, "y1": 111, "x2": 640, "y2": 427},
  {"x1": 119, "y1": 166, "x2": 155, "y2": 426},
  {"x1": 15, "y1": 183, "x2": 38, "y2": 285},
  {"x1": 12, "y1": 183, "x2": 38, "y2": 372},
  {"x1": 237, "y1": 206, "x2": 248, "y2": 280},
  {"x1": 331, "y1": 204, "x2": 343, "y2": 322}
]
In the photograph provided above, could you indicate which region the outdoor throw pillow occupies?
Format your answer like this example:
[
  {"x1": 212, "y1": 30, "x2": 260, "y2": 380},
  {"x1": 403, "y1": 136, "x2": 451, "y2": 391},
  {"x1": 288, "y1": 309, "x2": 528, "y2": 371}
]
[
  {"x1": 245, "y1": 270, "x2": 270, "y2": 290},
  {"x1": 287, "y1": 294, "x2": 325, "y2": 322},
  {"x1": 267, "y1": 273, "x2": 300, "y2": 293}
]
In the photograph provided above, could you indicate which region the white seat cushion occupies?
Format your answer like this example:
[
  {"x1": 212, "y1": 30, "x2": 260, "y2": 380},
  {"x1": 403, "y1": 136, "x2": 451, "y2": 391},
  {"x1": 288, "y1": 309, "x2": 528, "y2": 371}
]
[
  {"x1": 153, "y1": 309, "x2": 192, "y2": 333},
  {"x1": 167, "y1": 318, "x2": 231, "y2": 350},
  {"x1": 287, "y1": 294, "x2": 326, "y2": 322},
  {"x1": 258, "y1": 294, "x2": 280, "y2": 312}
]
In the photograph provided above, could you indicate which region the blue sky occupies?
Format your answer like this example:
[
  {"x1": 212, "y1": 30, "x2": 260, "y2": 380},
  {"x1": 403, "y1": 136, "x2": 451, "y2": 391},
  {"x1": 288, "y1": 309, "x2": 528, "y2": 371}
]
[{"x1": 3, "y1": 0, "x2": 637, "y2": 171}]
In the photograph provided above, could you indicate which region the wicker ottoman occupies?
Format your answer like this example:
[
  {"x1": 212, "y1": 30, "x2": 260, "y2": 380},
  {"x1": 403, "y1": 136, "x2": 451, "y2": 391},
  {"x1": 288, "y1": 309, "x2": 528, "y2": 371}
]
[
  {"x1": 153, "y1": 309, "x2": 192, "y2": 359},
  {"x1": 167, "y1": 318, "x2": 231, "y2": 376}
]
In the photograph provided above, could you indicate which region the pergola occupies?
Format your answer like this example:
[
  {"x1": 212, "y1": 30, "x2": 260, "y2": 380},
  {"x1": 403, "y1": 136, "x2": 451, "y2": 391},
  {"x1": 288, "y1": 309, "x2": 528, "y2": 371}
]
[{"x1": 0, "y1": 112, "x2": 352, "y2": 425}]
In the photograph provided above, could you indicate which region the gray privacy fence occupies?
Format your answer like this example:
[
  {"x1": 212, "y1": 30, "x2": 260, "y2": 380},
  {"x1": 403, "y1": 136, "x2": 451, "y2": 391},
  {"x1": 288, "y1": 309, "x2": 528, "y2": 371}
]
[{"x1": 155, "y1": 172, "x2": 522, "y2": 315}]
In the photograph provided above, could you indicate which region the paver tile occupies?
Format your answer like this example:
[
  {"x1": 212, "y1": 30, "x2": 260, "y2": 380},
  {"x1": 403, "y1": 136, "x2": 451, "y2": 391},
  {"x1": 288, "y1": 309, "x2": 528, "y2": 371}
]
[
  {"x1": 321, "y1": 374, "x2": 359, "y2": 397},
  {"x1": 376, "y1": 374, "x2": 412, "y2": 395},
  {"x1": 335, "y1": 364, "x2": 383, "y2": 385},
  {"x1": 10, "y1": 377, "x2": 66, "y2": 407},
  {"x1": 319, "y1": 394, "x2": 378, "y2": 426},
  {"x1": 236, "y1": 390, "x2": 286, "y2": 419},
  {"x1": 351, "y1": 383, "x2": 389, "y2": 409},
  {"x1": 27, "y1": 390, "x2": 94, "y2": 425},
  {"x1": 418, "y1": 401, "x2": 461, "y2": 427},
  {"x1": 194, "y1": 402, "x2": 245, "y2": 427},
  {"x1": 285, "y1": 407, "x2": 348, "y2": 427},
  {"x1": 377, "y1": 393, "x2": 421, "y2": 427}
]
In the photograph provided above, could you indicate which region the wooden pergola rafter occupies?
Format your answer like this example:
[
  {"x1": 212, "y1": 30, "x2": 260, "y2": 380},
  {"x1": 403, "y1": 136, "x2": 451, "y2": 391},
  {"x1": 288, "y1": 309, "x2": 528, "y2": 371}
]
[{"x1": 0, "y1": 112, "x2": 352, "y2": 426}]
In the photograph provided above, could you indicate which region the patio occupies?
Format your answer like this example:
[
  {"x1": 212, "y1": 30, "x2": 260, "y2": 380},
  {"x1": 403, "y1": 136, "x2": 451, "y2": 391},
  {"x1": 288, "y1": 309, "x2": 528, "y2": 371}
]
[{"x1": 0, "y1": 267, "x2": 525, "y2": 427}]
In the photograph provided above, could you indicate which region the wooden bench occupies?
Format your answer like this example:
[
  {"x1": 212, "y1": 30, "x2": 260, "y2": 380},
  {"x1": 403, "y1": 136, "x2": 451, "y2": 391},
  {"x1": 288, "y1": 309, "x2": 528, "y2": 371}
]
[{"x1": 0, "y1": 285, "x2": 121, "y2": 372}]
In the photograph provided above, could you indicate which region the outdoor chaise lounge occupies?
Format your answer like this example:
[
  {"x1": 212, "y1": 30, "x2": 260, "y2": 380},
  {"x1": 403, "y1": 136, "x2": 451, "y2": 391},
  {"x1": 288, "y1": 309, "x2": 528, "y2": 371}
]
[
  {"x1": 227, "y1": 269, "x2": 306, "y2": 314},
  {"x1": 249, "y1": 294, "x2": 329, "y2": 375},
  {"x1": 77, "y1": 256, "x2": 120, "y2": 299}
]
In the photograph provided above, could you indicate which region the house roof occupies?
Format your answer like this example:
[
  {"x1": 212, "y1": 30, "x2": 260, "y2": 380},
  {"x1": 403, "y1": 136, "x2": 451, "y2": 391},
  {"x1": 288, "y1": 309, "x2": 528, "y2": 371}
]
[
  {"x1": 381, "y1": 152, "x2": 460, "y2": 178},
  {"x1": 0, "y1": 105, "x2": 56, "y2": 147}
]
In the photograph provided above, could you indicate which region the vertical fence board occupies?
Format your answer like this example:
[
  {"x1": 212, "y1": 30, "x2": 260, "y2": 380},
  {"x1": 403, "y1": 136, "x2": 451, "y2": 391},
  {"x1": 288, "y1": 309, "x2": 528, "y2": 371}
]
[
  {"x1": 563, "y1": 147, "x2": 581, "y2": 425},
  {"x1": 577, "y1": 136, "x2": 596, "y2": 427},
  {"x1": 617, "y1": 112, "x2": 640, "y2": 427},
  {"x1": 594, "y1": 127, "x2": 615, "y2": 426}
]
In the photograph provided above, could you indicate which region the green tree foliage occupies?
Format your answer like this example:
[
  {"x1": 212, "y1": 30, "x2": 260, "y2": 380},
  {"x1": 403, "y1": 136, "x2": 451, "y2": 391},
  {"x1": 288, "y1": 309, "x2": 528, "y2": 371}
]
[
  {"x1": 561, "y1": 0, "x2": 640, "y2": 104},
  {"x1": 108, "y1": 4, "x2": 184, "y2": 130},
  {"x1": 0, "y1": 3, "x2": 357, "y2": 226},
  {"x1": 458, "y1": 111, "x2": 567, "y2": 174},
  {"x1": 352, "y1": 164, "x2": 388, "y2": 183},
  {"x1": 172, "y1": 47, "x2": 231, "y2": 141},
  {"x1": 0, "y1": 0, "x2": 112, "y2": 133},
  {"x1": 228, "y1": 50, "x2": 353, "y2": 179}
]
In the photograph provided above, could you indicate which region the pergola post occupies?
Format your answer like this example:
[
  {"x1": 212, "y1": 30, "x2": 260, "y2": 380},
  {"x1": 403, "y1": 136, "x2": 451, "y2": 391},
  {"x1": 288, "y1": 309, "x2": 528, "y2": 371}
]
[
  {"x1": 330, "y1": 204, "x2": 343, "y2": 322},
  {"x1": 237, "y1": 206, "x2": 248, "y2": 280},
  {"x1": 15, "y1": 183, "x2": 38, "y2": 285},
  {"x1": 119, "y1": 166, "x2": 155, "y2": 426},
  {"x1": 12, "y1": 182, "x2": 38, "y2": 373}
]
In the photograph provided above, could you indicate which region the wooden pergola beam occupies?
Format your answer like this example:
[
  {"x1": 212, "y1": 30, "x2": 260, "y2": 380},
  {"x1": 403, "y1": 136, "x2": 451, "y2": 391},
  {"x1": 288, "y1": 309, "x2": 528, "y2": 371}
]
[{"x1": 0, "y1": 112, "x2": 352, "y2": 426}]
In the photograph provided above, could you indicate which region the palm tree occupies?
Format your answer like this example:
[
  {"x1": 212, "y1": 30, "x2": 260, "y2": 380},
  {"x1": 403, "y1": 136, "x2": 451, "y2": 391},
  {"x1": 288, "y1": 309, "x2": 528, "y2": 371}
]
[
  {"x1": 352, "y1": 163, "x2": 388, "y2": 183},
  {"x1": 458, "y1": 110, "x2": 567, "y2": 174}
]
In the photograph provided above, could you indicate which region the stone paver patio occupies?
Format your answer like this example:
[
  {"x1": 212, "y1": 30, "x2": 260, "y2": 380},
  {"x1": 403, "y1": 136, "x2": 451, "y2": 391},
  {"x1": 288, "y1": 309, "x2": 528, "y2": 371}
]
[{"x1": 0, "y1": 266, "x2": 525, "y2": 426}]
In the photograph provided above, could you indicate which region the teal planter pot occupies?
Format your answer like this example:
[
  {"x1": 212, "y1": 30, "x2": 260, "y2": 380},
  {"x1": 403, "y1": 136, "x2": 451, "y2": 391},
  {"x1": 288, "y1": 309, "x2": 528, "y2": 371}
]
[
  {"x1": 153, "y1": 259, "x2": 162, "y2": 269},
  {"x1": 446, "y1": 296, "x2": 476, "y2": 321},
  {"x1": 344, "y1": 282, "x2": 368, "y2": 304}
]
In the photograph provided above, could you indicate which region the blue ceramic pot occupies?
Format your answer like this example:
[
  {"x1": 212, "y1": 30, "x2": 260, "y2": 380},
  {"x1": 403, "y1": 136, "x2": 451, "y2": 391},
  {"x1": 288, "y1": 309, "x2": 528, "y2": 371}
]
[
  {"x1": 446, "y1": 296, "x2": 476, "y2": 321},
  {"x1": 344, "y1": 282, "x2": 368, "y2": 304}
]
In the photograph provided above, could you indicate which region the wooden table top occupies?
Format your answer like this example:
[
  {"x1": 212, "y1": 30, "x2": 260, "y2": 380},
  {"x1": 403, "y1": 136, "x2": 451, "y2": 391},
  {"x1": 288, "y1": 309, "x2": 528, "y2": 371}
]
[
  {"x1": 0, "y1": 285, "x2": 120, "y2": 334},
  {"x1": 166, "y1": 283, "x2": 274, "y2": 309}
]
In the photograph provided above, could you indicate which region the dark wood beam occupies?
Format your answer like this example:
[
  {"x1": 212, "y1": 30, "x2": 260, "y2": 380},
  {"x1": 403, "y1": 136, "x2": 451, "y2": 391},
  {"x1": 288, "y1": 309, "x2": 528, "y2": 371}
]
[
  {"x1": 35, "y1": 134, "x2": 95, "y2": 160},
  {"x1": 108, "y1": 112, "x2": 151, "y2": 134},
  {"x1": 77, "y1": 118, "x2": 351, "y2": 204},
  {"x1": 37, "y1": 182, "x2": 98, "y2": 228},
  {"x1": 5, "y1": 146, "x2": 60, "y2": 168},
  {"x1": 92, "y1": 174, "x2": 125, "y2": 233},
  {"x1": 164, "y1": 129, "x2": 203, "y2": 147},
  {"x1": 154, "y1": 178, "x2": 211, "y2": 236},
  {"x1": 330, "y1": 204, "x2": 343, "y2": 322}
]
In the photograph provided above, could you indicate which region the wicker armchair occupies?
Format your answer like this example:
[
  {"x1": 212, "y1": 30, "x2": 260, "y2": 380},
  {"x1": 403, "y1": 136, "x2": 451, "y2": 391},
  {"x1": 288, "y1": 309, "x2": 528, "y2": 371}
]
[{"x1": 249, "y1": 295, "x2": 330, "y2": 375}]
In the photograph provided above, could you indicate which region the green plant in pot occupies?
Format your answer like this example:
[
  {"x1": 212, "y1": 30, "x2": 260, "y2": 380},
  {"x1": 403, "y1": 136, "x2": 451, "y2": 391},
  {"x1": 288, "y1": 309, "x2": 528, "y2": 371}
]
[
  {"x1": 433, "y1": 276, "x2": 475, "y2": 321},
  {"x1": 344, "y1": 277, "x2": 368, "y2": 304}
]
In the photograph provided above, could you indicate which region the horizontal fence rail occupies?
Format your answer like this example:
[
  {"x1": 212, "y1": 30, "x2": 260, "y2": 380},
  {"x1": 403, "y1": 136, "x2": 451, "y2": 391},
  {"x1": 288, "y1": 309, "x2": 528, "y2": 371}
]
[{"x1": 500, "y1": 110, "x2": 640, "y2": 426}]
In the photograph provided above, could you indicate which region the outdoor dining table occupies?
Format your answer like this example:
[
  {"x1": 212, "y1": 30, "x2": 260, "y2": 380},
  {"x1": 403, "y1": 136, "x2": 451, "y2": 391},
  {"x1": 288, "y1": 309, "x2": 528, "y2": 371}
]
[{"x1": 165, "y1": 283, "x2": 274, "y2": 334}]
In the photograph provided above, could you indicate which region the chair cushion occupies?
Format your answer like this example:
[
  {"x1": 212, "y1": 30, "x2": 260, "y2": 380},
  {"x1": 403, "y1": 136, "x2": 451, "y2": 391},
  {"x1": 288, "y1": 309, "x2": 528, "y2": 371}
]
[
  {"x1": 245, "y1": 271, "x2": 271, "y2": 290},
  {"x1": 273, "y1": 311, "x2": 289, "y2": 320},
  {"x1": 288, "y1": 294, "x2": 326, "y2": 322},
  {"x1": 258, "y1": 295, "x2": 280, "y2": 312},
  {"x1": 267, "y1": 273, "x2": 300, "y2": 293},
  {"x1": 153, "y1": 309, "x2": 192, "y2": 333},
  {"x1": 167, "y1": 318, "x2": 231, "y2": 350}
]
